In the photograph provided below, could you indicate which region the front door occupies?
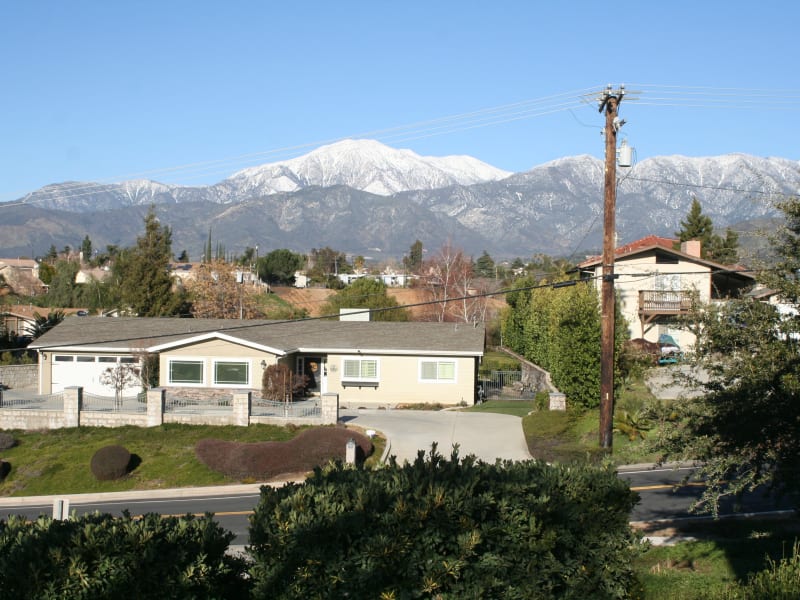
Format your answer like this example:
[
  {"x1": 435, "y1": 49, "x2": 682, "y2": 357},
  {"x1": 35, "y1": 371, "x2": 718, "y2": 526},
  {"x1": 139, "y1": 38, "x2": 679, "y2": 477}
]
[{"x1": 297, "y1": 356, "x2": 325, "y2": 396}]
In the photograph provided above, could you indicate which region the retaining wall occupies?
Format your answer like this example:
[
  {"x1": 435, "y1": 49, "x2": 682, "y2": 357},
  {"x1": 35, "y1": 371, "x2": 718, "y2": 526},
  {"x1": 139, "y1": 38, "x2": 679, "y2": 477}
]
[{"x1": 0, "y1": 365, "x2": 38, "y2": 391}]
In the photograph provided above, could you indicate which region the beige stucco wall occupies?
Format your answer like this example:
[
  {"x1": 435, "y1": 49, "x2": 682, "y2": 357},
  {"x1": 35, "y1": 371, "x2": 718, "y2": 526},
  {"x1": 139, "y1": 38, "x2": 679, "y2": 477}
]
[
  {"x1": 159, "y1": 339, "x2": 279, "y2": 391},
  {"x1": 587, "y1": 253, "x2": 708, "y2": 350},
  {"x1": 326, "y1": 353, "x2": 477, "y2": 407}
]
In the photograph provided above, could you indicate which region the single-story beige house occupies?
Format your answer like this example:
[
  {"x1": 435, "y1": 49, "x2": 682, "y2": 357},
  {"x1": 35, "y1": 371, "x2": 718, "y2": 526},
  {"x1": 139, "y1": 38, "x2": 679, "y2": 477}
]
[{"x1": 29, "y1": 317, "x2": 485, "y2": 406}]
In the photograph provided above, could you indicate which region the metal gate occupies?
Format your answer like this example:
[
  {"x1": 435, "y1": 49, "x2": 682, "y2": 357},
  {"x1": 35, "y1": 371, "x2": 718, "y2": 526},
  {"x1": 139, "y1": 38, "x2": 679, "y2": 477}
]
[{"x1": 477, "y1": 370, "x2": 535, "y2": 401}]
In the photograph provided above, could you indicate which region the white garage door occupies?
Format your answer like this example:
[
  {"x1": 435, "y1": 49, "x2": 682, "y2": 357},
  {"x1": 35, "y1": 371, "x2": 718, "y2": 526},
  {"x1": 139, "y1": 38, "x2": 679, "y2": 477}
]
[{"x1": 51, "y1": 355, "x2": 139, "y2": 395}]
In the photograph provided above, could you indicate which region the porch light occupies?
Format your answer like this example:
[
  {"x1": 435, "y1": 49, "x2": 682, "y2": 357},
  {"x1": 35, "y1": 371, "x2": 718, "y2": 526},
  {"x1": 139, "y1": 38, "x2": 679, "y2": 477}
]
[{"x1": 260, "y1": 360, "x2": 267, "y2": 369}]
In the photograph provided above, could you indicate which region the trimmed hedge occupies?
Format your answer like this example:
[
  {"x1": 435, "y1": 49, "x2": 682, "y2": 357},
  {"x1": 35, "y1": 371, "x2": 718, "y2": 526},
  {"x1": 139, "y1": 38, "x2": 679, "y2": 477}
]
[
  {"x1": 195, "y1": 427, "x2": 373, "y2": 480},
  {"x1": 0, "y1": 512, "x2": 248, "y2": 599},
  {"x1": 90, "y1": 444, "x2": 132, "y2": 481},
  {"x1": 0, "y1": 432, "x2": 16, "y2": 451},
  {"x1": 248, "y1": 446, "x2": 642, "y2": 599}
]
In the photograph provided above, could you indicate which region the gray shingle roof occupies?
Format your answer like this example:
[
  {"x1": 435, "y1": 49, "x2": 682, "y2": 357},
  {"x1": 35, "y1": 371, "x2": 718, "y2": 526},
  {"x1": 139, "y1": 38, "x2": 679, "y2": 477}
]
[{"x1": 29, "y1": 317, "x2": 485, "y2": 356}]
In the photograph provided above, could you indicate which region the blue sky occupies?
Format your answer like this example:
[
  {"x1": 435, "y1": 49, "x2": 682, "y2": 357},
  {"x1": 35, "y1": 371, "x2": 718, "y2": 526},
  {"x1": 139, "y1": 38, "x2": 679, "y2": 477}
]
[{"x1": 1, "y1": 1, "x2": 798, "y2": 202}]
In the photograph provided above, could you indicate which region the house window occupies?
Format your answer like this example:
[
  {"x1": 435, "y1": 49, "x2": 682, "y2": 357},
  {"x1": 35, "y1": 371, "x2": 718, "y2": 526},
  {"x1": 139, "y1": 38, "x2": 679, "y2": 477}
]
[
  {"x1": 420, "y1": 360, "x2": 456, "y2": 382},
  {"x1": 342, "y1": 357, "x2": 379, "y2": 382},
  {"x1": 169, "y1": 360, "x2": 204, "y2": 384},
  {"x1": 214, "y1": 361, "x2": 249, "y2": 386}
]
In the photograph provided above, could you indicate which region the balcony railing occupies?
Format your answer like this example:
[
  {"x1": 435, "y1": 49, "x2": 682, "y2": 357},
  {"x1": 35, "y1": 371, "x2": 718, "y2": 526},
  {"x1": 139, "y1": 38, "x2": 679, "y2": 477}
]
[{"x1": 638, "y1": 290, "x2": 693, "y2": 315}]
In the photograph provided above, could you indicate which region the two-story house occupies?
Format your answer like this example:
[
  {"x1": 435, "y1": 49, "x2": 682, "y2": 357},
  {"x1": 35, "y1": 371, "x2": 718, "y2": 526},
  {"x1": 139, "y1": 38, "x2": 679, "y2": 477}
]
[{"x1": 578, "y1": 235, "x2": 756, "y2": 350}]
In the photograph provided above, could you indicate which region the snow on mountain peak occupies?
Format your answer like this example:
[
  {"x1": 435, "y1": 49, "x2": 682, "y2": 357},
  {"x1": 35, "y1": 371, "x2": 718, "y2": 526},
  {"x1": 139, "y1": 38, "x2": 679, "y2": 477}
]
[{"x1": 228, "y1": 138, "x2": 512, "y2": 196}]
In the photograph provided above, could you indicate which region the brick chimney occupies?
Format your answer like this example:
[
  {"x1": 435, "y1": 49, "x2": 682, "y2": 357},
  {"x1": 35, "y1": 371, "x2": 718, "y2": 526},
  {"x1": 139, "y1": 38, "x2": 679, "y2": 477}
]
[{"x1": 680, "y1": 240, "x2": 702, "y2": 258}]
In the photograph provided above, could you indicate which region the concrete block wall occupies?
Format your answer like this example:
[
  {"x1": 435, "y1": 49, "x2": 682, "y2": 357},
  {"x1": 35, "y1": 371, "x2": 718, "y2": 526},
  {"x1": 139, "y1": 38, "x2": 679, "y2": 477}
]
[{"x1": 0, "y1": 365, "x2": 38, "y2": 390}]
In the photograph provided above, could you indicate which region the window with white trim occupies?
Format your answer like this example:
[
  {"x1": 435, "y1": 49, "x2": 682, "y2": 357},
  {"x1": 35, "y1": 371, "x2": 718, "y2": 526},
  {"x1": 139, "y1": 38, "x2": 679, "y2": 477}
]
[
  {"x1": 169, "y1": 360, "x2": 204, "y2": 384},
  {"x1": 419, "y1": 359, "x2": 456, "y2": 383},
  {"x1": 214, "y1": 361, "x2": 249, "y2": 386},
  {"x1": 342, "y1": 357, "x2": 379, "y2": 382}
]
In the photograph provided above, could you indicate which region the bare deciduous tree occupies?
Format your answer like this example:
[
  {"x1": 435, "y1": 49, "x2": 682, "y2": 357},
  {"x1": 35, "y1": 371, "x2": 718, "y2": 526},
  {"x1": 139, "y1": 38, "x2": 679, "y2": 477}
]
[
  {"x1": 422, "y1": 242, "x2": 487, "y2": 323},
  {"x1": 99, "y1": 363, "x2": 141, "y2": 407},
  {"x1": 261, "y1": 364, "x2": 307, "y2": 402},
  {"x1": 188, "y1": 259, "x2": 262, "y2": 319}
]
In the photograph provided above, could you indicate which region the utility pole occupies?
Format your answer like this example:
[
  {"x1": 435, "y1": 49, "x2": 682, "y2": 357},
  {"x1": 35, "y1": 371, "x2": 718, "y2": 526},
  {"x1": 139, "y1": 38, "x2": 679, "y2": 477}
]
[{"x1": 598, "y1": 84, "x2": 626, "y2": 450}]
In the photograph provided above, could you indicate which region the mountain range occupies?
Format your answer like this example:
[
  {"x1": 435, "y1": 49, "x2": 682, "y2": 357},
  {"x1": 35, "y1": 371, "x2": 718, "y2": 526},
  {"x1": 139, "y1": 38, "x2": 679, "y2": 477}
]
[{"x1": 2, "y1": 139, "x2": 797, "y2": 262}]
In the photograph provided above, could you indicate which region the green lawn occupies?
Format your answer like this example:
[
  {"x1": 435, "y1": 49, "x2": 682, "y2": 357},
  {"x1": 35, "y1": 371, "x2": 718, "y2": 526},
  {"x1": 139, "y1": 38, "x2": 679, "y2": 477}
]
[
  {"x1": 0, "y1": 423, "x2": 384, "y2": 497},
  {"x1": 468, "y1": 373, "x2": 663, "y2": 466},
  {"x1": 634, "y1": 518, "x2": 800, "y2": 599}
]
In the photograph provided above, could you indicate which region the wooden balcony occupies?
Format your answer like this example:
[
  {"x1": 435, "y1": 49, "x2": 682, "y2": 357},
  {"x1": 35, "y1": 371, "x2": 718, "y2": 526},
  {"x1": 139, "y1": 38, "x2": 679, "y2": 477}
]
[{"x1": 638, "y1": 290, "x2": 693, "y2": 324}]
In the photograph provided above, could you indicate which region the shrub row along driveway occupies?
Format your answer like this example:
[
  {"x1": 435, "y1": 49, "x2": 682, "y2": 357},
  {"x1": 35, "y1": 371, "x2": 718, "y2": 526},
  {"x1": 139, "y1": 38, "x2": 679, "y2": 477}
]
[{"x1": 340, "y1": 408, "x2": 532, "y2": 463}]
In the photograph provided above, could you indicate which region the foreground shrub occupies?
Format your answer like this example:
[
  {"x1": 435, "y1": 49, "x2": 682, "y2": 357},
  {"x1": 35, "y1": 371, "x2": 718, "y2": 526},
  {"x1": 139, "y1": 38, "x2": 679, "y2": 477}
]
[
  {"x1": 0, "y1": 512, "x2": 248, "y2": 599},
  {"x1": 90, "y1": 444, "x2": 131, "y2": 480},
  {"x1": 196, "y1": 427, "x2": 372, "y2": 479},
  {"x1": 0, "y1": 432, "x2": 17, "y2": 451},
  {"x1": 249, "y1": 446, "x2": 642, "y2": 599},
  {"x1": 721, "y1": 539, "x2": 800, "y2": 599}
]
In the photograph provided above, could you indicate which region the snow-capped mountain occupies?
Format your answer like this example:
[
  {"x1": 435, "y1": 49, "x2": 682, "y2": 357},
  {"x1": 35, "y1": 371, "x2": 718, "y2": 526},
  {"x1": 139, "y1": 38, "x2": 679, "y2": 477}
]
[
  {"x1": 227, "y1": 139, "x2": 512, "y2": 197},
  {"x1": 16, "y1": 139, "x2": 512, "y2": 212},
  {"x1": 3, "y1": 141, "x2": 799, "y2": 260}
]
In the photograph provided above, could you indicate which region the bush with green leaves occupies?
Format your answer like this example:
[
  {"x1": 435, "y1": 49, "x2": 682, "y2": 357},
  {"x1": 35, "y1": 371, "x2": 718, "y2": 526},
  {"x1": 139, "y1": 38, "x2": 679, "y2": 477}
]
[
  {"x1": 248, "y1": 446, "x2": 642, "y2": 599},
  {"x1": 90, "y1": 444, "x2": 131, "y2": 481},
  {"x1": 0, "y1": 512, "x2": 248, "y2": 599}
]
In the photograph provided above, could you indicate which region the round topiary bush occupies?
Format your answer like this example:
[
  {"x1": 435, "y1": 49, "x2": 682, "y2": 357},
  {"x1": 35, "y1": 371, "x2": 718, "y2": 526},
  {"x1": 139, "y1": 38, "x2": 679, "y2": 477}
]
[
  {"x1": 90, "y1": 445, "x2": 132, "y2": 481},
  {"x1": 0, "y1": 432, "x2": 17, "y2": 451}
]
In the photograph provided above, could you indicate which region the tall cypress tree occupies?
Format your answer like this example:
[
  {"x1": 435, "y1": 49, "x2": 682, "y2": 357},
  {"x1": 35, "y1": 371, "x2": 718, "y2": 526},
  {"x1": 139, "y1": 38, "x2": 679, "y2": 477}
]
[{"x1": 114, "y1": 208, "x2": 183, "y2": 316}]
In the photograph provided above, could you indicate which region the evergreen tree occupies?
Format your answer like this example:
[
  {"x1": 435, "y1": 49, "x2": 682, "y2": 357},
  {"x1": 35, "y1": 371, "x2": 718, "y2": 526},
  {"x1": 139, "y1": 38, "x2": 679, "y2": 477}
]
[
  {"x1": 114, "y1": 208, "x2": 184, "y2": 316},
  {"x1": 675, "y1": 198, "x2": 739, "y2": 263},
  {"x1": 81, "y1": 235, "x2": 93, "y2": 262},
  {"x1": 257, "y1": 249, "x2": 305, "y2": 285},
  {"x1": 475, "y1": 250, "x2": 495, "y2": 278},
  {"x1": 321, "y1": 277, "x2": 409, "y2": 321},
  {"x1": 655, "y1": 196, "x2": 800, "y2": 513},
  {"x1": 46, "y1": 261, "x2": 80, "y2": 307},
  {"x1": 675, "y1": 198, "x2": 714, "y2": 246},
  {"x1": 402, "y1": 240, "x2": 423, "y2": 273}
]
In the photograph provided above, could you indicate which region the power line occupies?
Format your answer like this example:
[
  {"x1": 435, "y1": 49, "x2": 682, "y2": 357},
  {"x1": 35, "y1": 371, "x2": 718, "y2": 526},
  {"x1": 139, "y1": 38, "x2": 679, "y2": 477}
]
[{"x1": 1, "y1": 88, "x2": 598, "y2": 207}]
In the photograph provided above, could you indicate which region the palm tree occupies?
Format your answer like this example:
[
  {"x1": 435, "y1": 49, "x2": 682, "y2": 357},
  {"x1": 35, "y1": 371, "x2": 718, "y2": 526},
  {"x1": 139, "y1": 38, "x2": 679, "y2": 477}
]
[{"x1": 26, "y1": 310, "x2": 65, "y2": 340}]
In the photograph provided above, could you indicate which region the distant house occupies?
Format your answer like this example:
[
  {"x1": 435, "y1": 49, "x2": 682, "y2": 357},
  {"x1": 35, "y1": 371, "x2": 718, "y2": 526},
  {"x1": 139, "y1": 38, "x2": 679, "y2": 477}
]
[
  {"x1": 29, "y1": 317, "x2": 485, "y2": 406},
  {"x1": 75, "y1": 266, "x2": 110, "y2": 284},
  {"x1": 0, "y1": 305, "x2": 88, "y2": 339},
  {"x1": 0, "y1": 259, "x2": 46, "y2": 296},
  {"x1": 578, "y1": 236, "x2": 756, "y2": 349}
]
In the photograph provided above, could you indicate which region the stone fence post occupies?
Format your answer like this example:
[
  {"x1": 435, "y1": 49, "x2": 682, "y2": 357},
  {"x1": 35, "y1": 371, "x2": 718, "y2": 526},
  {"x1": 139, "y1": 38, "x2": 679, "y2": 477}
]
[
  {"x1": 146, "y1": 388, "x2": 165, "y2": 427},
  {"x1": 63, "y1": 386, "x2": 82, "y2": 428},
  {"x1": 321, "y1": 393, "x2": 339, "y2": 425},
  {"x1": 233, "y1": 392, "x2": 251, "y2": 426}
]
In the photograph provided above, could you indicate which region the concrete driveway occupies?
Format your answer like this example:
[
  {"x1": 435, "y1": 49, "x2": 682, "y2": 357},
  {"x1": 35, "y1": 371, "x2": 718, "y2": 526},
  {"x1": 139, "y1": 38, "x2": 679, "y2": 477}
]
[
  {"x1": 645, "y1": 364, "x2": 708, "y2": 400},
  {"x1": 340, "y1": 408, "x2": 532, "y2": 464}
]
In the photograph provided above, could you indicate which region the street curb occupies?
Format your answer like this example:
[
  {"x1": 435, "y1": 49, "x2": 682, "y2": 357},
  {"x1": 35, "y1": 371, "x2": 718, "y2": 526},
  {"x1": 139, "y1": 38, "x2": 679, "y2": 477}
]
[{"x1": 0, "y1": 480, "x2": 303, "y2": 508}]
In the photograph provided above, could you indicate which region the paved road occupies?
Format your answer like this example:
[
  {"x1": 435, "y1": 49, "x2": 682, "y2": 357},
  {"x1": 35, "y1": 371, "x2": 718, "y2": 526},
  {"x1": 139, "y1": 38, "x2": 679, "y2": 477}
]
[{"x1": 340, "y1": 408, "x2": 532, "y2": 463}]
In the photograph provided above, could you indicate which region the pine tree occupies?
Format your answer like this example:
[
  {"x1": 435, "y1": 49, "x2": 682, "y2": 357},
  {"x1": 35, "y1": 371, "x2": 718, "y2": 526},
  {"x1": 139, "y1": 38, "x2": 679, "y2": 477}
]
[
  {"x1": 114, "y1": 208, "x2": 184, "y2": 316},
  {"x1": 475, "y1": 250, "x2": 495, "y2": 278},
  {"x1": 402, "y1": 240, "x2": 423, "y2": 274},
  {"x1": 675, "y1": 198, "x2": 714, "y2": 247}
]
